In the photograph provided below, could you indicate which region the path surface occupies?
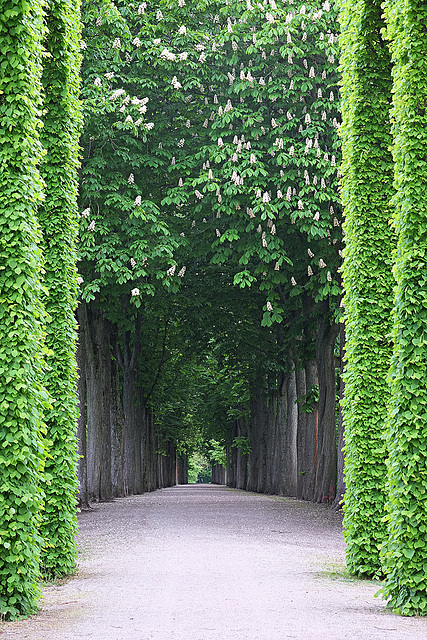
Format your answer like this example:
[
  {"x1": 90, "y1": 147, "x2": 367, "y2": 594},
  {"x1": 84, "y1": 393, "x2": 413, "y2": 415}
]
[{"x1": 2, "y1": 485, "x2": 427, "y2": 640}]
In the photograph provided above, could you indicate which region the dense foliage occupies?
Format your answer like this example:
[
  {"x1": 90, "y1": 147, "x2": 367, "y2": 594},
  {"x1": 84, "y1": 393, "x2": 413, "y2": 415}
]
[
  {"x1": 379, "y1": 0, "x2": 427, "y2": 616},
  {"x1": 78, "y1": 0, "x2": 342, "y2": 321},
  {"x1": 339, "y1": 0, "x2": 395, "y2": 577},
  {"x1": 0, "y1": 0, "x2": 47, "y2": 618},
  {"x1": 38, "y1": 0, "x2": 83, "y2": 577}
]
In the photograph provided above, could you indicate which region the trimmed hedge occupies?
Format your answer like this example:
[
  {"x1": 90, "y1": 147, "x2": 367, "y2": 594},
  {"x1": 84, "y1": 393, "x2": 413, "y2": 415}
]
[
  {"x1": 380, "y1": 0, "x2": 427, "y2": 615},
  {"x1": 0, "y1": 0, "x2": 47, "y2": 618},
  {"x1": 38, "y1": 0, "x2": 83, "y2": 577},
  {"x1": 339, "y1": 0, "x2": 395, "y2": 577}
]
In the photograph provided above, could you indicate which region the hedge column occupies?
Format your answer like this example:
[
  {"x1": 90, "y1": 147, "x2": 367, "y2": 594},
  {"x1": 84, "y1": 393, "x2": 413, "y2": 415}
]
[
  {"x1": 38, "y1": 0, "x2": 83, "y2": 577},
  {"x1": 380, "y1": 0, "x2": 427, "y2": 616},
  {"x1": 339, "y1": 0, "x2": 395, "y2": 576},
  {"x1": 0, "y1": 0, "x2": 47, "y2": 618}
]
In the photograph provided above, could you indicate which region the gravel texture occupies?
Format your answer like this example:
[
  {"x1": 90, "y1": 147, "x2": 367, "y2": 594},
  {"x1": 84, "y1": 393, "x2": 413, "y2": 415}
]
[{"x1": 2, "y1": 484, "x2": 427, "y2": 640}]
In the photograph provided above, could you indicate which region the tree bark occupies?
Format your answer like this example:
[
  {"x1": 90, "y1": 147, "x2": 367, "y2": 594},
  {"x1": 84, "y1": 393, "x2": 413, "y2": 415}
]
[
  {"x1": 313, "y1": 306, "x2": 339, "y2": 503},
  {"x1": 77, "y1": 300, "x2": 113, "y2": 502},
  {"x1": 76, "y1": 334, "x2": 89, "y2": 508},
  {"x1": 332, "y1": 322, "x2": 345, "y2": 510}
]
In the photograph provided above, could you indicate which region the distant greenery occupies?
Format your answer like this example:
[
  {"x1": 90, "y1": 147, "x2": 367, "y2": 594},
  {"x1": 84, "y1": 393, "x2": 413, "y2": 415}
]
[{"x1": 188, "y1": 452, "x2": 212, "y2": 484}]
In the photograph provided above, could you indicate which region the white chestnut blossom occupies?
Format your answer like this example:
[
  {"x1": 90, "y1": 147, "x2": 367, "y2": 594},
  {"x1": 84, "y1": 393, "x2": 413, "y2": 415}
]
[
  {"x1": 178, "y1": 25, "x2": 187, "y2": 35},
  {"x1": 266, "y1": 301, "x2": 273, "y2": 312},
  {"x1": 128, "y1": 173, "x2": 135, "y2": 184},
  {"x1": 319, "y1": 259, "x2": 326, "y2": 268},
  {"x1": 291, "y1": 277, "x2": 297, "y2": 286},
  {"x1": 110, "y1": 88, "x2": 125, "y2": 101},
  {"x1": 134, "y1": 195, "x2": 142, "y2": 206},
  {"x1": 131, "y1": 288, "x2": 140, "y2": 296},
  {"x1": 88, "y1": 220, "x2": 96, "y2": 232},
  {"x1": 112, "y1": 38, "x2": 121, "y2": 49},
  {"x1": 167, "y1": 265, "x2": 176, "y2": 276},
  {"x1": 160, "y1": 49, "x2": 176, "y2": 61},
  {"x1": 81, "y1": 207, "x2": 90, "y2": 218}
]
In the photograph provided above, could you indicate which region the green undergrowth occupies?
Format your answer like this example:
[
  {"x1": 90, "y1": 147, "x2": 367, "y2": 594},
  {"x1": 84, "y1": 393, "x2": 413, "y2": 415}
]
[{"x1": 316, "y1": 560, "x2": 383, "y2": 586}]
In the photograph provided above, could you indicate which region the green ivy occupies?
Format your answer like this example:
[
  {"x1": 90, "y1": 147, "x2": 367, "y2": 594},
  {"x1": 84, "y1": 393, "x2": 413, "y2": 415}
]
[
  {"x1": 379, "y1": 0, "x2": 427, "y2": 615},
  {"x1": 38, "y1": 0, "x2": 83, "y2": 577},
  {"x1": 0, "y1": 0, "x2": 47, "y2": 619},
  {"x1": 339, "y1": 0, "x2": 395, "y2": 577}
]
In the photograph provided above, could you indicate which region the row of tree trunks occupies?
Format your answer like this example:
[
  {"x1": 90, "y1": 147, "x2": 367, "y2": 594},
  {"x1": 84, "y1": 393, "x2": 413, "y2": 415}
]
[
  {"x1": 211, "y1": 464, "x2": 226, "y2": 484},
  {"x1": 76, "y1": 300, "x2": 177, "y2": 505},
  {"x1": 227, "y1": 317, "x2": 342, "y2": 504},
  {"x1": 176, "y1": 456, "x2": 189, "y2": 484}
]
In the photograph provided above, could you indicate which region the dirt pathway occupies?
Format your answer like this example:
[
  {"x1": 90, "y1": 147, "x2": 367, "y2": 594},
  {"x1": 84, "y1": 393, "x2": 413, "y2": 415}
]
[{"x1": 2, "y1": 485, "x2": 427, "y2": 640}]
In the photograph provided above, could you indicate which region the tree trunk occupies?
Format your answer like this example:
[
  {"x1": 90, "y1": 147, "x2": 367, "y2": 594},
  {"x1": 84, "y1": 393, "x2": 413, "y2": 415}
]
[
  {"x1": 176, "y1": 456, "x2": 188, "y2": 484},
  {"x1": 282, "y1": 364, "x2": 298, "y2": 496},
  {"x1": 333, "y1": 322, "x2": 345, "y2": 511},
  {"x1": 78, "y1": 300, "x2": 113, "y2": 502},
  {"x1": 110, "y1": 334, "x2": 125, "y2": 498},
  {"x1": 76, "y1": 337, "x2": 89, "y2": 507},
  {"x1": 313, "y1": 307, "x2": 339, "y2": 503},
  {"x1": 297, "y1": 359, "x2": 318, "y2": 501}
]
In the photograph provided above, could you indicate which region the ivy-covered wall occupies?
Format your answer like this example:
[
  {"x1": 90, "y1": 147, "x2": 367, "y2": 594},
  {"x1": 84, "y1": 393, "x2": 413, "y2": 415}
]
[
  {"x1": 0, "y1": 0, "x2": 47, "y2": 618},
  {"x1": 38, "y1": 0, "x2": 83, "y2": 577},
  {"x1": 380, "y1": 0, "x2": 427, "y2": 615},
  {"x1": 339, "y1": 0, "x2": 395, "y2": 577}
]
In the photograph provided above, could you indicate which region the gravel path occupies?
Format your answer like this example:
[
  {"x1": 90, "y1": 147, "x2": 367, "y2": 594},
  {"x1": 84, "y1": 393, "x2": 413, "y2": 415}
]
[{"x1": 2, "y1": 484, "x2": 427, "y2": 640}]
